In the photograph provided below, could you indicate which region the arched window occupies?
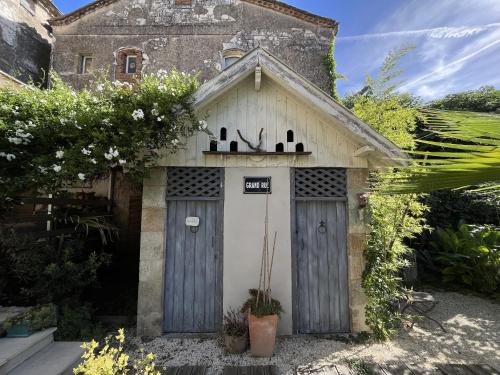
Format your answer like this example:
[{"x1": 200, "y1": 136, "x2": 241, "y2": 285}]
[
  {"x1": 230, "y1": 141, "x2": 238, "y2": 152},
  {"x1": 115, "y1": 47, "x2": 143, "y2": 81},
  {"x1": 275, "y1": 143, "x2": 284, "y2": 152},
  {"x1": 209, "y1": 140, "x2": 218, "y2": 152},
  {"x1": 220, "y1": 127, "x2": 227, "y2": 141},
  {"x1": 295, "y1": 143, "x2": 304, "y2": 152},
  {"x1": 287, "y1": 130, "x2": 294, "y2": 143}
]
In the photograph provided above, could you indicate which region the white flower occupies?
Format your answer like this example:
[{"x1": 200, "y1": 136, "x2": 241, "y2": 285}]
[
  {"x1": 171, "y1": 139, "x2": 179, "y2": 146},
  {"x1": 38, "y1": 166, "x2": 47, "y2": 174},
  {"x1": 104, "y1": 146, "x2": 119, "y2": 160},
  {"x1": 199, "y1": 120, "x2": 208, "y2": 130},
  {"x1": 60, "y1": 118, "x2": 66, "y2": 125},
  {"x1": 0, "y1": 153, "x2": 16, "y2": 161},
  {"x1": 132, "y1": 109, "x2": 144, "y2": 120},
  {"x1": 157, "y1": 117, "x2": 162, "y2": 122},
  {"x1": 78, "y1": 173, "x2": 85, "y2": 181},
  {"x1": 151, "y1": 108, "x2": 159, "y2": 116},
  {"x1": 56, "y1": 150, "x2": 64, "y2": 159},
  {"x1": 90, "y1": 158, "x2": 97, "y2": 164},
  {"x1": 81, "y1": 148, "x2": 92, "y2": 155},
  {"x1": 8, "y1": 137, "x2": 22, "y2": 145},
  {"x1": 119, "y1": 159, "x2": 126, "y2": 165},
  {"x1": 52, "y1": 165, "x2": 61, "y2": 172},
  {"x1": 96, "y1": 83, "x2": 104, "y2": 92}
]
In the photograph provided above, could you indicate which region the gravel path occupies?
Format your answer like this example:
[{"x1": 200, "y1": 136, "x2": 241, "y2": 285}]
[{"x1": 130, "y1": 292, "x2": 500, "y2": 374}]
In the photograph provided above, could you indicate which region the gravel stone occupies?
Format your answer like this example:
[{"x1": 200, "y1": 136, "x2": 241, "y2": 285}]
[{"x1": 130, "y1": 292, "x2": 500, "y2": 374}]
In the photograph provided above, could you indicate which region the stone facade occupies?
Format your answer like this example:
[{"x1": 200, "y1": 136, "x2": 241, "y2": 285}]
[
  {"x1": 137, "y1": 168, "x2": 167, "y2": 336},
  {"x1": 49, "y1": 0, "x2": 336, "y2": 92},
  {"x1": 0, "y1": 0, "x2": 60, "y2": 85}
]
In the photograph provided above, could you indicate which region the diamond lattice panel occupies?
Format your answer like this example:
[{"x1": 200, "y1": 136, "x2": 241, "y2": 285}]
[
  {"x1": 295, "y1": 168, "x2": 347, "y2": 198},
  {"x1": 167, "y1": 168, "x2": 221, "y2": 198}
]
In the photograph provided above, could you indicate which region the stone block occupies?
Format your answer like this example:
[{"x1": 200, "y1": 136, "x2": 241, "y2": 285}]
[
  {"x1": 142, "y1": 185, "x2": 166, "y2": 209},
  {"x1": 136, "y1": 312, "x2": 163, "y2": 337},
  {"x1": 138, "y1": 258, "x2": 165, "y2": 283},
  {"x1": 143, "y1": 168, "x2": 167, "y2": 187},
  {"x1": 141, "y1": 207, "x2": 166, "y2": 232},
  {"x1": 139, "y1": 232, "x2": 165, "y2": 261}
]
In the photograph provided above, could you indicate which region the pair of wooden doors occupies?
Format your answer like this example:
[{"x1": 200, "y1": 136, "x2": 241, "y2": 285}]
[
  {"x1": 292, "y1": 168, "x2": 350, "y2": 334},
  {"x1": 163, "y1": 168, "x2": 223, "y2": 333}
]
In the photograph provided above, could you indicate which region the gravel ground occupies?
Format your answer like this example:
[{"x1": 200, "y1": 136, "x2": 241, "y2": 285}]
[{"x1": 130, "y1": 292, "x2": 500, "y2": 374}]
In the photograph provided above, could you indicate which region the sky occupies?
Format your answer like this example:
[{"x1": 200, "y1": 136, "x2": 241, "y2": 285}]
[{"x1": 53, "y1": 0, "x2": 500, "y2": 101}]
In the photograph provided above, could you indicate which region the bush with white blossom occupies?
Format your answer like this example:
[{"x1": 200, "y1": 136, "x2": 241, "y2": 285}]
[{"x1": 0, "y1": 71, "x2": 207, "y2": 204}]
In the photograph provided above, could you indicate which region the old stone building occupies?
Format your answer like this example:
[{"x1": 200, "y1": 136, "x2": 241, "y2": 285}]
[
  {"x1": 48, "y1": 0, "x2": 404, "y2": 338},
  {"x1": 0, "y1": 0, "x2": 60, "y2": 86},
  {"x1": 49, "y1": 0, "x2": 337, "y2": 92}
]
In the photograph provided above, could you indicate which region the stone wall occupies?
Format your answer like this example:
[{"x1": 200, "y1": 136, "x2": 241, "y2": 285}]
[
  {"x1": 346, "y1": 168, "x2": 370, "y2": 332},
  {"x1": 51, "y1": 0, "x2": 335, "y2": 92},
  {"x1": 137, "y1": 167, "x2": 167, "y2": 336},
  {"x1": 0, "y1": 0, "x2": 58, "y2": 85}
]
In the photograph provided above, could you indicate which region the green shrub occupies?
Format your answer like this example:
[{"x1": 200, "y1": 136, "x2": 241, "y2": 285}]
[
  {"x1": 223, "y1": 308, "x2": 247, "y2": 337},
  {"x1": 431, "y1": 224, "x2": 500, "y2": 294},
  {"x1": 55, "y1": 304, "x2": 106, "y2": 341},
  {"x1": 5, "y1": 303, "x2": 57, "y2": 331},
  {"x1": 241, "y1": 289, "x2": 283, "y2": 318}
]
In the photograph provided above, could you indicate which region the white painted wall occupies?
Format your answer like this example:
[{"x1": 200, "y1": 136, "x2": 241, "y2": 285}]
[{"x1": 223, "y1": 167, "x2": 293, "y2": 335}]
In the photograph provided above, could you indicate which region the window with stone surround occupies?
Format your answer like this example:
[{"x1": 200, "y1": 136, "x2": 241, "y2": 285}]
[
  {"x1": 79, "y1": 55, "x2": 93, "y2": 74},
  {"x1": 115, "y1": 48, "x2": 143, "y2": 81}
]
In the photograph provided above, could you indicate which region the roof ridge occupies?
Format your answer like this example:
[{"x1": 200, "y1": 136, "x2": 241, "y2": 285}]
[{"x1": 49, "y1": 0, "x2": 337, "y2": 29}]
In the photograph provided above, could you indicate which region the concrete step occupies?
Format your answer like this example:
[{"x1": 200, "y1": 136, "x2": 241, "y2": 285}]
[
  {"x1": 0, "y1": 327, "x2": 56, "y2": 375},
  {"x1": 8, "y1": 342, "x2": 84, "y2": 375}
]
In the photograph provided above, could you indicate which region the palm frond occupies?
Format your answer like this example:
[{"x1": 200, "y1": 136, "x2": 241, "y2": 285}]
[{"x1": 387, "y1": 110, "x2": 500, "y2": 193}]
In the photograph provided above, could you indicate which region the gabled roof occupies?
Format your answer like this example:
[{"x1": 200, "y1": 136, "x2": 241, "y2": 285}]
[
  {"x1": 49, "y1": 0, "x2": 337, "y2": 28},
  {"x1": 194, "y1": 47, "x2": 406, "y2": 165}
]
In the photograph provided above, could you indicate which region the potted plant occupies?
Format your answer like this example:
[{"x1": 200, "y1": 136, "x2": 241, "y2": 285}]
[
  {"x1": 5, "y1": 304, "x2": 57, "y2": 337},
  {"x1": 223, "y1": 308, "x2": 248, "y2": 354},
  {"x1": 242, "y1": 288, "x2": 283, "y2": 357}
]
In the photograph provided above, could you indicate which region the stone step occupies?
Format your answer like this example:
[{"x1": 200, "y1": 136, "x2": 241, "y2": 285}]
[
  {"x1": 0, "y1": 327, "x2": 56, "y2": 375},
  {"x1": 8, "y1": 342, "x2": 84, "y2": 375}
]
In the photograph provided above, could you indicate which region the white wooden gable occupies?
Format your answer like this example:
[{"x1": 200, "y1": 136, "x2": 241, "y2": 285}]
[{"x1": 159, "y1": 48, "x2": 405, "y2": 168}]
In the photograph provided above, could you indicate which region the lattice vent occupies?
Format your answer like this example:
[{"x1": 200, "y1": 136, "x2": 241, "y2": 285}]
[
  {"x1": 294, "y1": 168, "x2": 347, "y2": 198},
  {"x1": 167, "y1": 168, "x2": 221, "y2": 198}
]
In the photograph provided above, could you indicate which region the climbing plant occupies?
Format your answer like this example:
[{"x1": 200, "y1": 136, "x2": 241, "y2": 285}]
[
  {"x1": 326, "y1": 33, "x2": 344, "y2": 101},
  {"x1": 0, "y1": 71, "x2": 207, "y2": 208},
  {"x1": 349, "y1": 46, "x2": 428, "y2": 340}
]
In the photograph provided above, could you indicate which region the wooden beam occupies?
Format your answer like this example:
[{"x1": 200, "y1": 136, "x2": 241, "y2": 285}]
[
  {"x1": 354, "y1": 145, "x2": 375, "y2": 157},
  {"x1": 255, "y1": 66, "x2": 262, "y2": 91},
  {"x1": 203, "y1": 151, "x2": 311, "y2": 156}
]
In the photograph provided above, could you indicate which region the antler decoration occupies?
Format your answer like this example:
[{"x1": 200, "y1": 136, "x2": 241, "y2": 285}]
[{"x1": 237, "y1": 128, "x2": 264, "y2": 152}]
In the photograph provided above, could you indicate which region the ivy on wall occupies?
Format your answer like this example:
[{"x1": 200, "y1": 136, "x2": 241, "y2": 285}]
[
  {"x1": 326, "y1": 33, "x2": 344, "y2": 101},
  {"x1": 0, "y1": 71, "x2": 208, "y2": 207}
]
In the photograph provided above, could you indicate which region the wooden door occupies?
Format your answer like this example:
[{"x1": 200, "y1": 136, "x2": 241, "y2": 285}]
[
  {"x1": 292, "y1": 168, "x2": 350, "y2": 334},
  {"x1": 164, "y1": 168, "x2": 223, "y2": 333}
]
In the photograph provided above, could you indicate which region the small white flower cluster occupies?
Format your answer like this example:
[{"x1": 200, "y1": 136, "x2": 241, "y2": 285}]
[
  {"x1": 56, "y1": 150, "x2": 64, "y2": 159},
  {"x1": 112, "y1": 81, "x2": 133, "y2": 89},
  {"x1": 104, "y1": 146, "x2": 119, "y2": 160},
  {"x1": 132, "y1": 109, "x2": 144, "y2": 121},
  {"x1": 52, "y1": 165, "x2": 62, "y2": 172},
  {"x1": 78, "y1": 173, "x2": 86, "y2": 181},
  {"x1": 96, "y1": 83, "x2": 105, "y2": 92},
  {"x1": 151, "y1": 108, "x2": 159, "y2": 116},
  {"x1": 171, "y1": 138, "x2": 179, "y2": 146},
  {"x1": 0, "y1": 152, "x2": 16, "y2": 161},
  {"x1": 8, "y1": 128, "x2": 33, "y2": 145}
]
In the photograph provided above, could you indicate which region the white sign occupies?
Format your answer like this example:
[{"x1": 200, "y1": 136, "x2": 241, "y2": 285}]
[{"x1": 185, "y1": 217, "x2": 200, "y2": 227}]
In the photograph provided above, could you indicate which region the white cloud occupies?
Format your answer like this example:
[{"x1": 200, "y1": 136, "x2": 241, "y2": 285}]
[{"x1": 337, "y1": 0, "x2": 500, "y2": 100}]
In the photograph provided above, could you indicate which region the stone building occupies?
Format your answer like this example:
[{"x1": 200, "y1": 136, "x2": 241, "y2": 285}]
[
  {"x1": 0, "y1": 0, "x2": 60, "y2": 86},
  {"x1": 48, "y1": 0, "x2": 405, "y2": 337}
]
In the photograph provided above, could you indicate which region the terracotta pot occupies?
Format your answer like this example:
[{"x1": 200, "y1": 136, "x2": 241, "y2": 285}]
[
  {"x1": 224, "y1": 334, "x2": 248, "y2": 354},
  {"x1": 248, "y1": 313, "x2": 278, "y2": 357}
]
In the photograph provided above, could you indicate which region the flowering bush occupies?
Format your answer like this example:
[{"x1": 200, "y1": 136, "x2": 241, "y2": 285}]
[
  {"x1": 0, "y1": 71, "x2": 207, "y2": 204},
  {"x1": 74, "y1": 328, "x2": 160, "y2": 375}
]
